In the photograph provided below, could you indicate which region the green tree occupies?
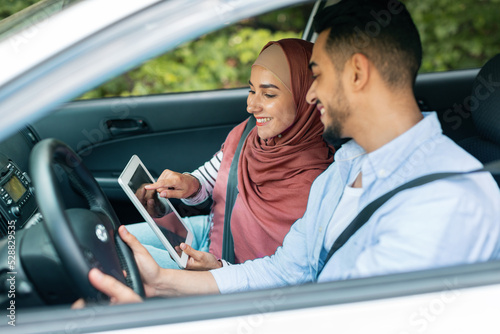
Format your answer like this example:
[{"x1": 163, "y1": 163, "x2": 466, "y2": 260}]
[
  {"x1": 80, "y1": 6, "x2": 310, "y2": 99},
  {"x1": 5, "y1": 1, "x2": 499, "y2": 99},
  {"x1": 80, "y1": 28, "x2": 301, "y2": 99},
  {"x1": 406, "y1": 0, "x2": 500, "y2": 72},
  {"x1": 0, "y1": 0, "x2": 42, "y2": 20}
]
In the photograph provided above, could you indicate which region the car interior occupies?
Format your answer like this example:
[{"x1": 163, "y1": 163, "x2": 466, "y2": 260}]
[
  {"x1": 456, "y1": 54, "x2": 500, "y2": 185},
  {"x1": 0, "y1": 0, "x2": 499, "y2": 332}
]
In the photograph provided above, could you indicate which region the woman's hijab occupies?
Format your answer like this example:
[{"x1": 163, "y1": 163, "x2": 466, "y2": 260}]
[{"x1": 238, "y1": 39, "x2": 334, "y2": 241}]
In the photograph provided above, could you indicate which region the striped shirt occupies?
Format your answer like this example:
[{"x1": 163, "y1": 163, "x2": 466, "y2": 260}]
[{"x1": 181, "y1": 150, "x2": 223, "y2": 205}]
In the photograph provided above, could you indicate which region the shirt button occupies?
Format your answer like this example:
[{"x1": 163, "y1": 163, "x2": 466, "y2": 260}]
[{"x1": 378, "y1": 169, "x2": 387, "y2": 178}]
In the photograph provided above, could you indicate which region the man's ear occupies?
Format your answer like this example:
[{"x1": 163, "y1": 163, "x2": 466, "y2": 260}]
[{"x1": 348, "y1": 53, "x2": 370, "y2": 92}]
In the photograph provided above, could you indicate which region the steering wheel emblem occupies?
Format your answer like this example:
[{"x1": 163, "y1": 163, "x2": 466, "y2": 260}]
[{"x1": 95, "y1": 224, "x2": 109, "y2": 242}]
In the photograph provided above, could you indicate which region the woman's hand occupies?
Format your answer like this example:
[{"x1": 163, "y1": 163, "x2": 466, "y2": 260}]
[
  {"x1": 181, "y1": 243, "x2": 223, "y2": 270},
  {"x1": 145, "y1": 169, "x2": 200, "y2": 199},
  {"x1": 134, "y1": 183, "x2": 166, "y2": 217}
]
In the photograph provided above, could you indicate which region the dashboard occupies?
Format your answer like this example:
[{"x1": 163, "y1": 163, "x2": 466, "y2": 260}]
[
  {"x1": 0, "y1": 127, "x2": 84, "y2": 307},
  {"x1": 0, "y1": 127, "x2": 40, "y2": 237}
]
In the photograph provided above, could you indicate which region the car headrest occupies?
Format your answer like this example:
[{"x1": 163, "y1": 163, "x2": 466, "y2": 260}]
[{"x1": 471, "y1": 54, "x2": 500, "y2": 146}]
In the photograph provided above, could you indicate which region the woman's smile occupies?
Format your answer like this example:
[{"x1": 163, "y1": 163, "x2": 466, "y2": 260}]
[
  {"x1": 247, "y1": 65, "x2": 296, "y2": 140},
  {"x1": 256, "y1": 117, "x2": 272, "y2": 126}
]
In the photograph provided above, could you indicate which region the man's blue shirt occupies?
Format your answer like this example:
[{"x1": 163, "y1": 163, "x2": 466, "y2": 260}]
[{"x1": 211, "y1": 112, "x2": 500, "y2": 293}]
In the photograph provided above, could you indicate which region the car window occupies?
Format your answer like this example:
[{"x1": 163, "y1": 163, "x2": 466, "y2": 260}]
[
  {"x1": 78, "y1": 3, "x2": 313, "y2": 99},
  {"x1": 406, "y1": 1, "x2": 500, "y2": 72},
  {"x1": 309, "y1": 1, "x2": 500, "y2": 74}
]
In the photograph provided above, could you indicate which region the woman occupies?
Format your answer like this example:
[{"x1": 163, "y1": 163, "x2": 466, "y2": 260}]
[{"x1": 129, "y1": 38, "x2": 333, "y2": 269}]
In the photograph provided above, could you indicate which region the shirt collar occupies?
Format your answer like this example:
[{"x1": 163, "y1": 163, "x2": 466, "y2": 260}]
[
  {"x1": 363, "y1": 112, "x2": 442, "y2": 180},
  {"x1": 333, "y1": 139, "x2": 366, "y2": 184},
  {"x1": 333, "y1": 112, "x2": 442, "y2": 183}
]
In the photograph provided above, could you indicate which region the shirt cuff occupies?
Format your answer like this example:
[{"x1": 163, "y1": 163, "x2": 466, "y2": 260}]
[
  {"x1": 219, "y1": 259, "x2": 231, "y2": 267},
  {"x1": 210, "y1": 266, "x2": 233, "y2": 294},
  {"x1": 180, "y1": 172, "x2": 207, "y2": 205}
]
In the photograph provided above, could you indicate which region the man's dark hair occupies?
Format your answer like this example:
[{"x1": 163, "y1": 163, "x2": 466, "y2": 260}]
[{"x1": 314, "y1": 0, "x2": 422, "y2": 88}]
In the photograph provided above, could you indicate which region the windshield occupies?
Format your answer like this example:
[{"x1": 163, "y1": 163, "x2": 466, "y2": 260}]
[{"x1": 0, "y1": 0, "x2": 80, "y2": 42}]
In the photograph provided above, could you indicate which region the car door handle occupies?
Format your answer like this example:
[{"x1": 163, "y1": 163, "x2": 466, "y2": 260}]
[{"x1": 106, "y1": 119, "x2": 149, "y2": 136}]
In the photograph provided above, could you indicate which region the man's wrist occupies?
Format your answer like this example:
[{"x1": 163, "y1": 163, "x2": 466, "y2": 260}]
[{"x1": 152, "y1": 268, "x2": 177, "y2": 297}]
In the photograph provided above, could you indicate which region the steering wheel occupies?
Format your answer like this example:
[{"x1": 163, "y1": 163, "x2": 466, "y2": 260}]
[{"x1": 29, "y1": 139, "x2": 145, "y2": 301}]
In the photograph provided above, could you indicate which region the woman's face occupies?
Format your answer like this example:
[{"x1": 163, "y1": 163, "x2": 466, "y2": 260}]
[{"x1": 247, "y1": 65, "x2": 296, "y2": 140}]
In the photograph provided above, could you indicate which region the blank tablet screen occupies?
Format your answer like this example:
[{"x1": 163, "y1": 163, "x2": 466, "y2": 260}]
[{"x1": 128, "y1": 165, "x2": 188, "y2": 250}]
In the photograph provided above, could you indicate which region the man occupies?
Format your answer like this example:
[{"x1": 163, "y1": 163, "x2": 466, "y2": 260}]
[{"x1": 80, "y1": 0, "x2": 500, "y2": 305}]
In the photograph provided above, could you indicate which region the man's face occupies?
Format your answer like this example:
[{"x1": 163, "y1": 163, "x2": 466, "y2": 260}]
[{"x1": 306, "y1": 30, "x2": 351, "y2": 146}]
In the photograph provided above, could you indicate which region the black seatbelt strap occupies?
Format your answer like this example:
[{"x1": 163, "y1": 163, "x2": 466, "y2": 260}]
[
  {"x1": 317, "y1": 159, "x2": 500, "y2": 276},
  {"x1": 221, "y1": 117, "x2": 256, "y2": 263}
]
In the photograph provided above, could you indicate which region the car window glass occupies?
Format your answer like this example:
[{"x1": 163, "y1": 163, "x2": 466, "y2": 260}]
[
  {"x1": 78, "y1": 3, "x2": 313, "y2": 100},
  {"x1": 308, "y1": 1, "x2": 499, "y2": 74},
  {"x1": 405, "y1": 1, "x2": 500, "y2": 72}
]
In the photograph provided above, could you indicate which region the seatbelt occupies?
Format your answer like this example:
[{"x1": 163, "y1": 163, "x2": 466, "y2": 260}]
[
  {"x1": 221, "y1": 117, "x2": 256, "y2": 263},
  {"x1": 317, "y1": 159, "x2": 500, "y2": 276}
]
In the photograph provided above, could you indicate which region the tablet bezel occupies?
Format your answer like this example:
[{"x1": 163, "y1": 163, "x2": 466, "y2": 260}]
[{"x1": 117, "y1": 155, "x2": 193, "y2": 268}]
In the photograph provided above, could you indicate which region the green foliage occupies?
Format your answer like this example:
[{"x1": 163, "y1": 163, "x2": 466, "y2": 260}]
[
  {"x1": 82, "y1": 0, "x2": 500, "y2": 99},
  {"x1": 4, "y1": 1, "x2": 500, "y2": 99},
  {"x1": 0, "y1": 0, "x2": 42, "y2": 20},
  {"x1": 79, "y1": 6, "x2": 309, "y2": 99},
  {"x1": 406, "y1": 0, "x2": 500, "y2": 72},
  {"x1": 80, "y1": 28, "x2": 300, "y2": 99}
]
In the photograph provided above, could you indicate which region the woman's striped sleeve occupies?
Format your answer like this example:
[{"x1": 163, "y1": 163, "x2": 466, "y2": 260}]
[{"x1": 181, "y1": 150, "x2": 223, "y2": 205}]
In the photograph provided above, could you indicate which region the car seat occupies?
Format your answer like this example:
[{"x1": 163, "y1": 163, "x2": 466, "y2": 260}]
[{"x1": 457, "y1": 54, "x2": 500, "y2": 186}]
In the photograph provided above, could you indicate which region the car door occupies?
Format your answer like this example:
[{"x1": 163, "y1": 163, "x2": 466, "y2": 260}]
[{"x1": 32, "y1": 89, "x2": 249, "y2": 222}]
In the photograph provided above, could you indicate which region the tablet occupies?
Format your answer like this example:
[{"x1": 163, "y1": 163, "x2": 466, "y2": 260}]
[{"x1": 118, "y1": 155, "x2": 193, "y2": 268}]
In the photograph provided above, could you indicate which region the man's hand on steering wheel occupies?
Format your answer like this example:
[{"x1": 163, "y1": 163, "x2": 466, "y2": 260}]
[{"x1": 73, "y1": 225, "x2": 163, "y2": 307}]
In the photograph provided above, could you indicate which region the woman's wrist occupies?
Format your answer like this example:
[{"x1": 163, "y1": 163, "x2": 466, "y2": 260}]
[{"x1": 183, "y1": 172, "x2": 201, "y2": 199}]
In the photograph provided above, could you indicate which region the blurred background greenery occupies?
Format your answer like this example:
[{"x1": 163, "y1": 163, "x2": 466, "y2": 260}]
[
  {"x1": 2, "y1": 0, "x2": 499, "y2": 99},
  {"x1": 0, "y1": 0, "x2": 40, "y2": 18},
  {"x1": 76, "y1": 8, "x2": 308, "y2": 99}
]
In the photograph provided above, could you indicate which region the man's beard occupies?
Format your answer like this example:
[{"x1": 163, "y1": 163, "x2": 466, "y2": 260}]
[
  {"x1": 322, "y1": 87, "x2": 351, "y2": 149},
  {"x1": 323, "y1": 122, "x2": 350, "y2": 149}
]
